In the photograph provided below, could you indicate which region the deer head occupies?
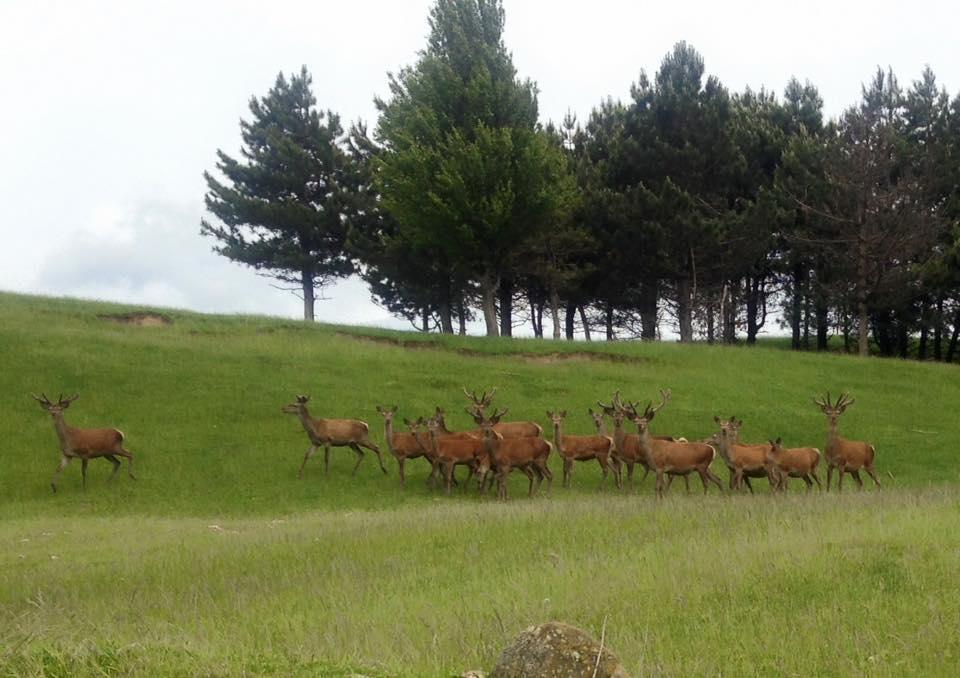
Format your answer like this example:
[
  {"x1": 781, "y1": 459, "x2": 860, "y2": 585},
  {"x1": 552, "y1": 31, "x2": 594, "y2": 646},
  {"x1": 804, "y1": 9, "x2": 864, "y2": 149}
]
[
  {"x1": 546, "y1": 410, "x2": 568, "y2": 427},
  {"x1": 281, "y1": 394, "x2": 310, "y2": 415},
  {"x1": 814, "y1": 391, "x2": 855, "y2": 426},
  {"x1": 588, "y1": 407, "x2": 606, "y2": 430},
  {"x1": 625, "y1": 389, "x2": 671, "y2": 433},
  {"x1": 714, "y1": 415, "x2": 742, "y2": 442},
  {"x1": 463, "y1": 387, "x2": 497, "y2": 415},
  {"x1": 375, "y1": 405, "x2": 400, "y2": 422},
  {"x1": 31, "y1": 393, "x2": 79, "y2": 416}
]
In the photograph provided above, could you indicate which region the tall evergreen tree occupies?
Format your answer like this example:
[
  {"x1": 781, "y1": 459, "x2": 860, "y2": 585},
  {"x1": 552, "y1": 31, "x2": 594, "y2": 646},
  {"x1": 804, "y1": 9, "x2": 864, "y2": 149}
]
[
  {"x1": 201, "y1": 67, "x2": 358, "y2": 321},
  {"x1": 374, "y1": 0, "x2": 573, "y2": 336}
]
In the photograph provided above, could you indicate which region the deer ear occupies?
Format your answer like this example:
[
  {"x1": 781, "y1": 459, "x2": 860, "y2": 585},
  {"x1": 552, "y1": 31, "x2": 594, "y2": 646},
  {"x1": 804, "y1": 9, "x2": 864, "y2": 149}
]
[
  {"x1": 776, "y1": 436, "x2": 782, "y2": 445},
  {"x1": 391, "y1": 405, "x2": 398, "y2": 413},
  {"x1": 560, "y1": 410, "x2": 567, "y2": 418},
  {"x1": 376, "y1": 405, "x2": 383, "y2": 413},
  {"x1": 546, "y1": 411, "x2": 552, "y2": 418},
  {"x1": 588, "y1": 408, "x2": 594, "y2": 415},
  {"x1": 713, "y1": 415, "x2": 720, "y2": 424}
]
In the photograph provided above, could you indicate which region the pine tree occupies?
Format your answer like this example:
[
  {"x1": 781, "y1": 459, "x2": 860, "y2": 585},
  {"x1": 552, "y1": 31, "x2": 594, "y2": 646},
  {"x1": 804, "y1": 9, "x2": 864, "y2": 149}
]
[{"x1": 201, "y1": 67, "x2": 358, "y2": 321}]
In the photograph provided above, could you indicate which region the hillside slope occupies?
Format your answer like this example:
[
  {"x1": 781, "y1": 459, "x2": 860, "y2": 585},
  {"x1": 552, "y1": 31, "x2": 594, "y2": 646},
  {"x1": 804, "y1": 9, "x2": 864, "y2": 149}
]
[{"x1": 1, "y1": 291, "x2": 957, "y2": 518}]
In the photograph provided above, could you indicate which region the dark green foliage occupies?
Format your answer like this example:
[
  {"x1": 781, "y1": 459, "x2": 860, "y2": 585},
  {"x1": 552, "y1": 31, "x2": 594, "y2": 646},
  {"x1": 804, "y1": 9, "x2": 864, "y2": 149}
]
[{"x1": 201, "y1": 67, "x2": 360, "y2": 321}]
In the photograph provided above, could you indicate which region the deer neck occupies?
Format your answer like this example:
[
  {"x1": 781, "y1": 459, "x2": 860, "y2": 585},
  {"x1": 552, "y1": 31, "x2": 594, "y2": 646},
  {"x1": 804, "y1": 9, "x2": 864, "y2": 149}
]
[
  {"x1": 383, "y1": 418, "x2": 395, "y2": 451},
  {"x1": 826, "y1": 420, "x2": 841, "y2": 454},
  {"x1": 50, "y1": 412, "x2": 72, "y2": 453},
  {"x1": 297, "y1": 408, "x2": 321, "y2": 437},
  {"x1": 551, "y1": 422, "x2": 564, "y2": 453},
  {"x1": 483, "y1": 430, "x2": 499, "y2": 461},
  {"x1": 715, "y1": 433, "x2": 733, "y2": 463},
  {"x1": 612, "y1": 419, "x2": 627, "y2": 446}
]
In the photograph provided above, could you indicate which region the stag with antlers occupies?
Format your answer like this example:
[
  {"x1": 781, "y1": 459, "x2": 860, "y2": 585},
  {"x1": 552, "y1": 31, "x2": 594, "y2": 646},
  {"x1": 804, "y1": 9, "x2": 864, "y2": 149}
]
[
  {"x1": 282, "y1": 395, "x2": 387, "y2": 477},
  {"x1": 32, "y1": 393, "x2": 136, "y2": 493},
  {"x1": 462, "y1": 386, "x2": 543, "y2": 438},
  {"x1": 814, "y1": 392, "x2": 880, "y2": 491},
  {"x1": 623, "y1": 390, "x2": 723, "y2": 498}
]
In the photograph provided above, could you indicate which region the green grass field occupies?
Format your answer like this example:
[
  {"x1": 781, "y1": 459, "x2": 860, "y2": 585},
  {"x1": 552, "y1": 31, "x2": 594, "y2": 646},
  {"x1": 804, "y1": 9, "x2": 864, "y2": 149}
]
[{"x1": 2, "y1": 291, "x2": 959, "y2": 676}]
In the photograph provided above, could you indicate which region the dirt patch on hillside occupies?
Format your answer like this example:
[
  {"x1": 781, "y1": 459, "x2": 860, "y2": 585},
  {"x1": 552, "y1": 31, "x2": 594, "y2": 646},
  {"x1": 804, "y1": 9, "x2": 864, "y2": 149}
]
[
  {"x1": 337, "y1": 332, "x2": 647, "y2": 365},
  {"x1": 99, "y1": 312, "x2": 172, "y2": 327}
]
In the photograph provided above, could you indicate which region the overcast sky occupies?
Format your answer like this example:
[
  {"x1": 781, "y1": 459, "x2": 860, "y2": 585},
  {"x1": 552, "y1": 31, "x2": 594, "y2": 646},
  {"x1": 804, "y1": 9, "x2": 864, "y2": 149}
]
[{"x1": 2, "y1": 0, "x2": 958, "y2": 332}]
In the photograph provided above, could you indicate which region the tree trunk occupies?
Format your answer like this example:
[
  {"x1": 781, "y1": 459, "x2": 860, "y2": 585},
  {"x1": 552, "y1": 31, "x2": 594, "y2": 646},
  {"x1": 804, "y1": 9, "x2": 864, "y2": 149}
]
[
  {"x1": 745, "y1": 275, "x2": 762, "y2": 345},
  {"x1": 565, "y1": 301, "x2": 576, "y2": 340},
  {"x1": 946, "y1": 307, "x2": 960, "y2": 363},
  {"x1": 856, "y1": 227, "x2": 870, "y2": 357},
  {"x1": 815, "y1": 295, "x2": 829, "y2": 351},
  {"x1": 706, "y1": 296, "x2": 715, "y2": 345},
  {"x1": 457, "y1": 300, "x2": 467, "y2": 336},
  {"x1": 897, "y1": 321, "x2": 909, "y2": 359},
  {"x1": 919, "y1": 304, "x2": 929, "y2": 360},
  {"x1": 791, "y1": 261, "x2": 804, "y2": 349},
  {"x1": 421, "y1": 307, "x2": 429, "y2": 333},
  {"x1": 639, "y1": 280, "x2": 658, "y2": 340},
  {"x1": 529, "y1": 295, "x2": 543, "y2": 338},
  {"x1": 549, "y1": 288, "x2": 562, "y2": 340},
  {"x1": 479, "y1": 273, "x2": 500, "y2": 337},
  {"x1": 677, "y1": 276, "x2": 693, "y2": 343},
  {"x1": 438, "y1": 298, "x2": 454, "y2": 334},
  {"x1": 301, "y1": 270, "x2": 315, "y2": 322},
  {"x1": 722, "y1": 280, "x2": 737, "y2": 344},
  {"x1": 579, "y1": 306, "x2": 592, "y2": 341},
  {"x1": 605, "y1": 301, "x2": 614, "y2": 341},
  {"x1": 498, "y1": 278, "x2": 513, "y2": 337},
  {"x1": 934, "y1": 297, "x2": 944, "y2": 361}
]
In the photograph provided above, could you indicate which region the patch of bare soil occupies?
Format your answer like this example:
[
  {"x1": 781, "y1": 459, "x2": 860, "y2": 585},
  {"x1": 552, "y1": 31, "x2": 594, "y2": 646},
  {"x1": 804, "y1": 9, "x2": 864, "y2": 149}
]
[
  {"x1": 336, "y1": 332, "x2": 646, "y2": 365},
  {"x1": 99, "y1": 312, "x2": 172, "y2": 327}
]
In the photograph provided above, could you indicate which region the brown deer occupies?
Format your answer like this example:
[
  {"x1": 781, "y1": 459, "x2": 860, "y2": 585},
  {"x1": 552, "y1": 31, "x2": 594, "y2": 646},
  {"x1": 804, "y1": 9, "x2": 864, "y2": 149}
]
[
  {"x1": 596, "y1": 392, "x2": 685, "y2": 488},
  {"x1": 463, "y1": 387, "x2": 543, "y2": 438},
  {"x1": 548, "y1": 410, "x2": 618, "y2": 488},
  {"x1": 282, "y1": 395, "x2": 387, "y2": 477},
  {"x1": 475, "y1": 409, "x2": 553, "y2": 500},
  {"x1": 424, "y1": 414, "x2": 489, "y2": 495},
  {"x1": 624, "y1": 390, "x2": 723, "y2": 498},
  {"x1": 814, "y1": 392, "x2": 880, "y2": 491},
  {"x1": 32, "y1": 393, "x2": 136, "y2": 493},
  {"x1": 764, "y1": 437, "x2": 822, "y2": 492},
  {"x1": 713, "y1": 417, "x2": 776, "y2": 493},
  {"x1": 376, "y1": 406, "x2": 432, "y2": 487}
]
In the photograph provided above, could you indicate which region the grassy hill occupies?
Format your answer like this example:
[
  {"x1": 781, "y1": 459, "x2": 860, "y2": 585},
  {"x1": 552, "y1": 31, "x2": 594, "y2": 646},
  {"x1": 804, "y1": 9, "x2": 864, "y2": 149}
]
[{"x1": 2, "y1": 292, "x2": 959, "y2": 676}]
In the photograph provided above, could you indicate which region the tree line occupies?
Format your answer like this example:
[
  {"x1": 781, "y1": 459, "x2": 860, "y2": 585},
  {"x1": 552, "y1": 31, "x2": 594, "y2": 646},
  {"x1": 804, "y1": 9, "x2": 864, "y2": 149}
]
[{"x1": 202, "y1": 0, "x2": 960, "y2": 360}]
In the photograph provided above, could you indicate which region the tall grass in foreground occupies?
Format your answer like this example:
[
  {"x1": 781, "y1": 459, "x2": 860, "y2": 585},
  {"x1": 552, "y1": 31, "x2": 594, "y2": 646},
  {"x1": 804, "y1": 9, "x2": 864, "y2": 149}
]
[{"x1": 2, "y1": 489, "x2": 959, "y2": 676}]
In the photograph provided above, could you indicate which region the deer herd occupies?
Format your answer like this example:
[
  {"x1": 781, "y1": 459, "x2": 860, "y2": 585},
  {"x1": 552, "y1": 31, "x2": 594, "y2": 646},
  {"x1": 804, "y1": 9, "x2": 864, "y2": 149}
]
[{"x1": 31, "y1": 388, "x2": 880, "y2": 499}]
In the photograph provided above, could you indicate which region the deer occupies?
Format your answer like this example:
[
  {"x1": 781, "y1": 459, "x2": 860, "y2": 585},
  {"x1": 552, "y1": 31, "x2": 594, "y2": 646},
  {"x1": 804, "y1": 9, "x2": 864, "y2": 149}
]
[
  {"x1": 596, "y1": 392, "x2": 686, "y2": 488},
  {"x1": 713, "y1": 416, "x2": 776, "y2": 493},
  {"x1": 462, "y1": 386, "x2": 543, "y2": 438},
  {"x1": 814, "y1": 392, "x2": 880, "y2": 491},
  {"x1": 375, "y1": 406, "x2": 432, "y2": 487},
  {"x1": 764, "y1": 437, "x2": 822, "y2": 492},
  {"x1": 623, "y1": 390, "x2": 724, "y2": 498},
  {"x1": 548, "y1": 410, "x2": 618, "y2": 489},
  {"x1": 32, "y1": 393, "x2": 136, "y2": 493},
  {"x1": 282, "y1": 395, "x2": 387, "y2": 477},
  {"x1": 474, "y1": 408, "x2": 553, "y2": 500},
  {"x1": 424, "y1": 414, "x2": 490, "y2": 495}
]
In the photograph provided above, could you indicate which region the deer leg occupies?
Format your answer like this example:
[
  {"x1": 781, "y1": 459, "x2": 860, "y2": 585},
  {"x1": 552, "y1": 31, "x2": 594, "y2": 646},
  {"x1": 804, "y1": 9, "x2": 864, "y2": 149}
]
[
  {"x1": 728, "y1": 470, "x2": 737, "y2": 491},
  {"x1": 118, "y1": 447, "x2": 136, "y2": 480},
  {"x1": 706, "y1": 469, "x2": 725, "y2": 492},
  {"x1": 349, "y1": 443, "x2": 365, "y2": 475},
  {"x1": 51, "y1": 456, "x2": 71, "y2": 493},
  {"x1": 655, "y1": 470, "x2": 666, "y2": 498},
  {"x1": 81, "y1": 458, "x2": 89, "y2": 489},
  {"x1": 811, "y1": 471, "x2": 823, "y2": 490},
  {"x1": 498, "y1": 469, "x2": 509, "y2": 501},
  {"x1": 865, "y1": 465, "x2": 882, "y2": 488},
  {"x1": 398, "y1": 457, "x2": 406, "y2": 487},
  {"x1": 803, "y1": 475, "x2": 813, "y2": 492},
  {"x1": 683, "y1": 473, "x2": 691, "y2": 494},
  {"x1": 562, "y1": 459, "x2": 572, "y2": 488},
  {"x1": 298, "y1": 445, "x2": 318, "y2": 478},
  {"x1": 836, "y1": 467, "x2": 844, "y2": 492},
  {"x1": 538, "y1": 461, "x2": 553, "y2": 495},
  {"x1": 743, "y1": 475, "x2": 755, "y2": 494},
  {"x1": 851, "y1": 470, "x2": 864, "y2": 490},
  {"x1": 324, "y1": 444, "x2": 331, "y2": 473},
  {"x1": 521, "y1": 466, "x2": 535, "y2": 497},
  {"x1": 826, "y1": 465, "x2": 834, "y2": 491},
  {"x1": 106, "y1": 455, "x2": 121, "y2": 479},
  {"x1": 444, "y1": 462, "x2": 455, "y2": 495},
  {"x1": 361, "y1": 441, "x2": 389, "y2": 475}
]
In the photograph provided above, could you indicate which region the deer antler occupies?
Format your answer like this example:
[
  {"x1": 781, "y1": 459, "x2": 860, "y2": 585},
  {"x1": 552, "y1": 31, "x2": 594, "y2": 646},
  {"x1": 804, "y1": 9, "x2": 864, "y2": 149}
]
[
  {"x1": 836, "y1": 392, "x2": 855, "y2": 411},
  {"x1": 462, "y1": 386, "x2": 479, "y2": 404},
  {"x1": 63, "y1": 394, "x2": 79, "y2": 404}
]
